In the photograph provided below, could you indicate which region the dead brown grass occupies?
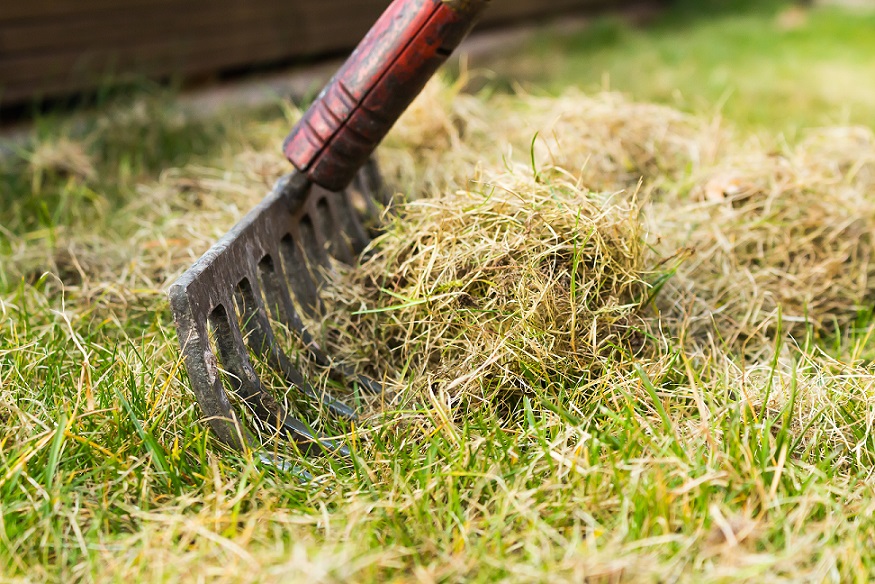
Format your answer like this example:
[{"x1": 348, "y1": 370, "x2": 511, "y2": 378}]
[
  {"x1": 303, "y1": 79, "x2": 875, "y2": 417},
  {"x1": 655, "y1": 126, "x2": 875, "y2": 353},
  {"x1": 323, "y1": 170, "x2": 652, "y2": 402}
]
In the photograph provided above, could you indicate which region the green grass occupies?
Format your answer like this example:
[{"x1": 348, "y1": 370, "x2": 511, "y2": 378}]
[
  {"x1": 492, "y1": 3, "x2": 875, "y2": 135},
  {"x1": 4, "y1": 2, "x2": 875, "y2": 582}
]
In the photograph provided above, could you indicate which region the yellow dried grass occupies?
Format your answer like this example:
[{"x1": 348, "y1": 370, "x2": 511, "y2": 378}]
[
  {"x1": 322, "y1": 169, "x2": 652, "y2": 401},
  {"x1": 316, "y1": 78, "x2": 875, "y2": 401},
  {"x1": 656, "y1": 126, "x2": 875, "y2": 351}
]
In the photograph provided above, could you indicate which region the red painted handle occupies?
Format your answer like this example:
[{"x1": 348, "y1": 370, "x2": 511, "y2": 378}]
[{"x1": 284, "y1": 0, "x2": 489, "y2": 191}]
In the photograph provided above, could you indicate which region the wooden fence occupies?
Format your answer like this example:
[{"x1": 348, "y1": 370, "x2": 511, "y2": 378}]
[{"x1": 0, "y1": 0, "x2": 614, "y2": 107}]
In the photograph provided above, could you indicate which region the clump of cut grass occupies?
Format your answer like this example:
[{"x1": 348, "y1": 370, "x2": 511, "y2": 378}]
[
  {"x1": 320, "y1": 77, "x2": 875, "y2": 410},
  {"x1": 655, "y1": 126, "x2": 875, "y2": 351},
  {"x1": 381, "y1": 84, "x2": 728, "y2": 199},
  {"x1": 321, "y1": 169, "x2": 654, "y2": 404},
  {"x1": 392, "y1": 79, "x2": 875, "y2": 353},
  {"x1": 498, "y1": 90, "x2": 729, "y2": 193}
]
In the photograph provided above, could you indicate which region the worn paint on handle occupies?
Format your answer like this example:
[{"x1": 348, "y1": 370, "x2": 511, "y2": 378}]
[{"x1": 283, "y1": 0, "x2": 489, "y2": 191}]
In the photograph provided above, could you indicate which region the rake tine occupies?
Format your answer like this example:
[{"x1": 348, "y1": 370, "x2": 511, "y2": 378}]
[
  {"x1": 331, "y1": 190, "x2": 373, "y2": 257},
  {"x1": 295, "y1": 215, "x2": 332, "y2": 284},
  {"x1": 259, "y1": 245, "x2": 384, "y2": 396},
  {"x1": 170, "y1": 0, "x2": 489, "y2": 456},
  {"x1": 233, "y1": 276, "x2": 357, "y2": 420},
  {"x1": 280, "y1": 417, "x2": 351, "y2": 458},
  {"x1": 279, "y1": 233, "x2": 325, "y2": 318},
  {"x1": 170, "y1": 294, "x2": 250, "y2": 450},
  {"x1": 209, "y1": 299, "x2": 345, "y2": 454},
  {"x1": 257, "y1": 251, "x2": 321, "y2": 347},
  {"x1": 313, "y1": 193, "x2": 356, "y2": 266}
]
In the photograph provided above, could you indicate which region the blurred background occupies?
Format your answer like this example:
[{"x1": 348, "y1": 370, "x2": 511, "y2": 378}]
[
  {"x1": 0, "y1": 0, "x2": 875, "y2": 126},
  {"x1": 1, "y1": 0, "x2": 871, "y2": 198},
  {"x1": 1, "y1": 0, "x2": 634, "y2": 114},
  {"x1": 1, "y1": 0, "x2": 873, "y2": 149}
]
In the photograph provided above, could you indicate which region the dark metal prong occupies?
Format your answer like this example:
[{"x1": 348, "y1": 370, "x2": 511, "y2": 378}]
[
  {"x1": 234, "y1": 276, "x2": 357, "y2": 420},
  {"x1": 279, "y1": 233, "x2": 324, "y2": 317},
  {"x1": 332, "y1": 190, "x2": 372, "y2": 256},
  {"x1": 259, "y1": 252, "x2": 385, "y2": 397},
  {"x1": 168, "y1": 162, "x2": 386, "y2": 458}
]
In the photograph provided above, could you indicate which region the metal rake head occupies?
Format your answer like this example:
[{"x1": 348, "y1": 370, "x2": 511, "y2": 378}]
[
  {"x1": 169, "y1": 161, "x2": 386, "y2": 455},
  {"x1": 168, "y1": 0, "x2": 490, "y2": 455}
]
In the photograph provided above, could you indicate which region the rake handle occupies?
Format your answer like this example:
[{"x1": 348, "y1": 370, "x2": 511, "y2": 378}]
[{"x1": 284, "y1": 0, "x2": 489, "y2": 191}]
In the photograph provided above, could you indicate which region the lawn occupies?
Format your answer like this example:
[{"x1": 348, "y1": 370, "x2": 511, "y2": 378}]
[
  {"x1": 490, "y1": 1, "x2": 875, "y2": 134},
  {"x1": 3, "y1": 2, "x2": 875, "y2": 582}
]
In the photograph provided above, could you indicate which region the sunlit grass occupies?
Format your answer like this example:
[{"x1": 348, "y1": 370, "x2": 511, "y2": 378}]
[
  {"x1": 4, "y1": 3, "x2": 875, "y2": 582},
  {"x1": 494, "y1": 4, "x2": 875, "y2": 135}
]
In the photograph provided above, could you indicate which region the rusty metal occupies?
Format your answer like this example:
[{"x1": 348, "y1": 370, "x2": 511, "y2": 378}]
[{"x1": 170, "y1": 0, "x2": 488, "y2": 456}]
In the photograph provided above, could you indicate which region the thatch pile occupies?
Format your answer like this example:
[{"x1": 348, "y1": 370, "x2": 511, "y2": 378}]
[
  {"x1": 323, "y1": 170, "x2": 651, "y2": 400},
  {"x1": 314, "y1": 79, "x2": 875, "y2": 402},
  {"x1": 656, "y1": 127, "x2": 875, "y2": 352}
]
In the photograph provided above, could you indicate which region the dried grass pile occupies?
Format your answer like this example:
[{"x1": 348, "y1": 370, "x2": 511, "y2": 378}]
[
  {"x1": 656, "y1": 127, "x2": 875, "y2": 350},
  {"x1": 380, "y1": 84, "x2": 727, "y2": 196},
  {"x1": 324, "y1": 170, "x2": 652, "y2": 400},
  {"x1": 320, "y1": 78, "x2": 875, "y2": 400},
  {"x1": 498, "y1": 90, "x2": 728, "y2": 193}
]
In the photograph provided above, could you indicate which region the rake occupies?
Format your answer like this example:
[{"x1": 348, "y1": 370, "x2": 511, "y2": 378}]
[{"x1": 169, "y1": 0, "x2": 490, "y2": 455}]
